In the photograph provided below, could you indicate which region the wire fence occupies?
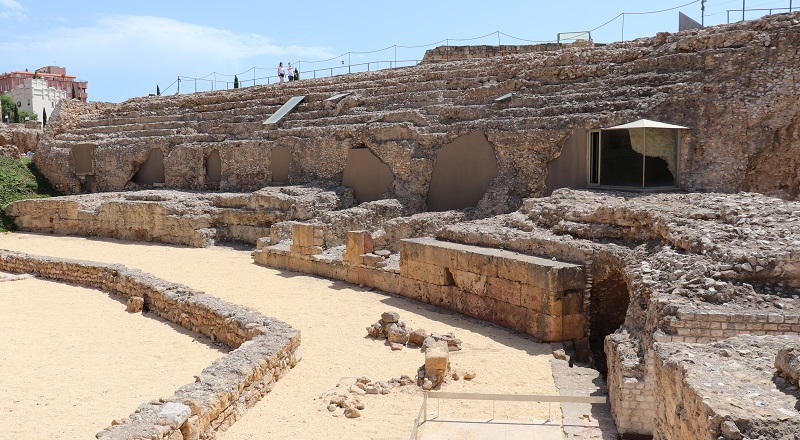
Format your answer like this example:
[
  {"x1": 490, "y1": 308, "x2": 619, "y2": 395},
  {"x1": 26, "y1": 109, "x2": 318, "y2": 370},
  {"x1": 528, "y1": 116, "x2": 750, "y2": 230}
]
[{"x1": 158, "y1": 0, "x2": 794, "y2": 95}]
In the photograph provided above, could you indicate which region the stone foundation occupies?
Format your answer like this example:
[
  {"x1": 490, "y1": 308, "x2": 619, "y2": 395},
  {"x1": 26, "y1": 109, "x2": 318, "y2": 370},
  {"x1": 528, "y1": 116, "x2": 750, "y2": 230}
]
[{"x1": 0, "y1": 249, "x2": 300, "y2": 440}]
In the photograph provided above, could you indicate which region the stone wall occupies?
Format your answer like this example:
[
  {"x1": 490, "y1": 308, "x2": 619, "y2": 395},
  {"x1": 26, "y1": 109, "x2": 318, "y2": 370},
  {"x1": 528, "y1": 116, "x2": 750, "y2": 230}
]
[
  {"x1": 0, "y1": 249, "x2": 301, "y2": 440},
  {"x1": 0, "y1": 122, "x2": 40, "y2": 154},
  {"x1": 6, "y1": 185, "x2": 353, "y2": 247},
  {"x1": 420, "y1": 43, "x2": 576, "y2": 62},
  {"x1": 254, "y1": 225, "x2": 587, "y2": 342}
]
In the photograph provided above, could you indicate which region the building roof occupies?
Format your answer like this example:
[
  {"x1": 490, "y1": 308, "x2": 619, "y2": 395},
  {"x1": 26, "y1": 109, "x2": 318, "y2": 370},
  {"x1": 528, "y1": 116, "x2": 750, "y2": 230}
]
[
  {"x1": 604, "y1": 119, "x2": 690, "y2": 130},
  {"x1": 0, "y1": 71, "x2": 76, "y2": 79}
]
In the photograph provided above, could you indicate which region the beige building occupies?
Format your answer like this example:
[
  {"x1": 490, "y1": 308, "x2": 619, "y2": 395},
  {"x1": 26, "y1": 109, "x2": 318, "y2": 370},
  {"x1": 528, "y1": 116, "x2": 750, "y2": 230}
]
[{"x1": 9, "y1": 78, "x2": 67, "y2": 121}]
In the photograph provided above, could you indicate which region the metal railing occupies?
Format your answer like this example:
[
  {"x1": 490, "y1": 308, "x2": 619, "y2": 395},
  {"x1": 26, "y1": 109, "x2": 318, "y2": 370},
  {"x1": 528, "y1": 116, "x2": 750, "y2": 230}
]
[
  {"x1": 408, "y1": 392, "x2": 608, "y2": 440},
  {"x1": 726, "y1": 6, "x2": 794, "y2": 23}
]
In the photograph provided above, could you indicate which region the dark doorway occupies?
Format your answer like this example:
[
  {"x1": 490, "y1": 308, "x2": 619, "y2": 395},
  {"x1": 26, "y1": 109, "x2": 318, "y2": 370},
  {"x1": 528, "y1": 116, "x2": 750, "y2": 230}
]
[
  {"x1": 589, "y1": 271, "x2": 630, "y2": 376},
  {"x1": 132, "y1": 149, "x2": 165, "y2": 185},
  {"x1": 205, "y1": 150, "x2": 221, "y2": 189},
  {"x1": 599, "y1": 130, "x2": 643, "y2": 187}
]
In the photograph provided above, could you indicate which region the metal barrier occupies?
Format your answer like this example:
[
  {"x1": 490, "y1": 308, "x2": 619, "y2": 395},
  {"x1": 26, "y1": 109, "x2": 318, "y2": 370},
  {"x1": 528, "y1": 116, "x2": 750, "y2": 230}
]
[{"x1": 408, "y1": 392, "x2": 608, "y2": 440}]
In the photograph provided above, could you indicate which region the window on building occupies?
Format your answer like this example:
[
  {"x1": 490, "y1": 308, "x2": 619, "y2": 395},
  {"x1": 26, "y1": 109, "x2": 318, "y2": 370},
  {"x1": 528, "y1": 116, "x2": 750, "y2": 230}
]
[{"x1": 587, "y1": 120, "x2": 686, "y2": 189}]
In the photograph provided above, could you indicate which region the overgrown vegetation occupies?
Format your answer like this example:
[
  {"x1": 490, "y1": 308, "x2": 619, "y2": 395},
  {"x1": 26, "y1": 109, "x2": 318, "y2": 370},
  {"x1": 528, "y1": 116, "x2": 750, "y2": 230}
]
[
  {"x1": 1, "y1": 94, "x2": 38, "y2": 123},
  {"x1": 0, "y1": 156, "x2": 58, "y2": 231}
]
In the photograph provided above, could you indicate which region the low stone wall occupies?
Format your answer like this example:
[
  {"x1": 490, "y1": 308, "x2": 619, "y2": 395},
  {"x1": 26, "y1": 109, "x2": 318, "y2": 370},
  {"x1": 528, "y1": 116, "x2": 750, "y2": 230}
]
[
  {"x1": 420, "y1": 42, "x2": 590, "y2": 62},
  {"x1": 0, "y1": 249, "x2": 300, "y2": 440},
  {"x1": 652, "y1": 335, "x2": 800, "y2": 440},
  {"x1": 254, "y1": 227, "x2": 587, "y2": 342},
  {"x1": 659, "y1": 307, "x2": 800, "y2": 344}
]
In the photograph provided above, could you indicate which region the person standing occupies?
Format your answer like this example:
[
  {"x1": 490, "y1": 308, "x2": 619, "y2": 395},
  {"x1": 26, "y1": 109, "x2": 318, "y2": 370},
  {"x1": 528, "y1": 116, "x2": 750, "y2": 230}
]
[
  {"x1": 287, "y1": 62, "x2": 295, "y2": 81},
  {"x1": 293, "y1": 67, "x2": 300, "y2": 81},
  {"x1": 277, "y1": 62, "x2": 285, "y2": 83}
]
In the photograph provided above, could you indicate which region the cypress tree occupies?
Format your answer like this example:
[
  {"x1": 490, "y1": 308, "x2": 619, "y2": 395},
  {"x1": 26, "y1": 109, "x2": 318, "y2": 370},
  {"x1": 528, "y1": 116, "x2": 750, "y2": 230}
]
[
  {"x1": 234, "y1": 75, "x2": 239, "y2": 89},
  {"x1": 13, "y1": 105, "x2": 18, "y2": 123},
  {"x1": 156, "y1": 85, "x2": 161, "y2": 96},
  {"x1": 42, "y1": 108, "x2": 47, "y2": 126}
]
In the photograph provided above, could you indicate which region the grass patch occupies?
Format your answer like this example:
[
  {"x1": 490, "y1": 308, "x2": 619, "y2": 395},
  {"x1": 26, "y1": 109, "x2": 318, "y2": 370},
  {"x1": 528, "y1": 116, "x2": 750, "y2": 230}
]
[{"x1": 0, "y1": 156, "x2": 59, "y2": 232}]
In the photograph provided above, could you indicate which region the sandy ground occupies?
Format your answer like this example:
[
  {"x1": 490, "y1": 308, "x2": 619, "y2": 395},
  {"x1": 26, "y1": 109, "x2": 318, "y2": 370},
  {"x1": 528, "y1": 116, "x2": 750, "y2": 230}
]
[
  {"x1": 0, "y1": 276, "x2": 226, "y2": 440},
  {"x1": 0, "y1": 233, "x2": 561, "y2": 440}
]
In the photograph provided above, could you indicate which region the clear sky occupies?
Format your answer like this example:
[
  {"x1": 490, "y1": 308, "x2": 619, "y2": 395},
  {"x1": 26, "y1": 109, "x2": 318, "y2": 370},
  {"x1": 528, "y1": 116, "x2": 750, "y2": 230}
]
[{"x1": 0, "y1": 0, "x2": 792, "y2": 102}]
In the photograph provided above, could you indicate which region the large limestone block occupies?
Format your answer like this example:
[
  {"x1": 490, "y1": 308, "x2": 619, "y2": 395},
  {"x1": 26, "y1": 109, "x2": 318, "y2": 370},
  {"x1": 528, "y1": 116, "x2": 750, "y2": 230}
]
[
  {"x1": 400, "y1": 259, "x2": 453, "y2": 286},
  {"x1": 292, "y1": 223, "x2": 324, "y2": 247},
  {"x1": 425, "y1": 341, "x2": 450, "y2": 377},
  {"x1": 344, "y1": 230, "x2": 374, "y2": 265}
]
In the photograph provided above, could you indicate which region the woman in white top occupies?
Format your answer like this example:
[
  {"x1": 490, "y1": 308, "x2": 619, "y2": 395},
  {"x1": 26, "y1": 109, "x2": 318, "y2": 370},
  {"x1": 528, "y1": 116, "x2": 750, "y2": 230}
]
[
  {"x1": 287, "y1": 63, "x2": 294, "y2": 81},
  {"x1": 277, "y1": 62, "x2": 285, "y2": 83}
]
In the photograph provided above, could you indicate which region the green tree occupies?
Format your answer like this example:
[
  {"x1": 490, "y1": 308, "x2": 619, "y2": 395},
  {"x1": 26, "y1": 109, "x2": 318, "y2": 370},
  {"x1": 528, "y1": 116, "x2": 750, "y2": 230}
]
[
  {"x1": 42, "y1": 108, "x2": 47, "y2": 126},
  {"x1": 18, "y1": 110, "x2": 37, "y2": 122},
  {"x1": 0, "y1": 95, "x2": 15, "y2": 122},
  {"x1": 13, "y1": 106, "x2": 19, "y2": 123},
  {"x1": 156, "y1": 85, "x2": 161, "y2": 96},
  {"x1": 233, "y1": 75, "x2": 239, "y2": 89}
]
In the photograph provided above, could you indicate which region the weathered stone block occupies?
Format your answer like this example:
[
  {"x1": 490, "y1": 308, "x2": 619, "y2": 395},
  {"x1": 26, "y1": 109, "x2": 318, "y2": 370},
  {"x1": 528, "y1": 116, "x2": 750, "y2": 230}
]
[
  {"x1": 126, "y1": 296, "x2": 144, "y2": 313},
  {"x1": 292, "y1": 223, "x2": 324, "y2": 247},
  {"x1": 400, "y1": 259, "x2": 453, "y2": 286},
  {"x1": 425, "y1": 342, "x2": 450, "y2": 376},
  {"x1": 487, "y1": 276, "x2": 522, "y2": 306},
  {"x1": 344, "y1": 230, "x2": 374, "y2": 265},
  {"x1": 451, "y1": 269, "x2": 487, "y2": 295}
]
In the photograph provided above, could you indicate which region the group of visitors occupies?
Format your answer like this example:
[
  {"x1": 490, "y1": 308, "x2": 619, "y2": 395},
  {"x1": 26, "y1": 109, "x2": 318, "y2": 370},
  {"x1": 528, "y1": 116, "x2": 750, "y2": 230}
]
[{"x1": 277, "y1": 62, "x2": 300, "y2": 83}]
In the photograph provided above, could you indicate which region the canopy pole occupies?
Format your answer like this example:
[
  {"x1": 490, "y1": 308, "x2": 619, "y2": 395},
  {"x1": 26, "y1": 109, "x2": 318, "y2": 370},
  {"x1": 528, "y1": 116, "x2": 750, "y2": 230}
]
[{"x1": 642, "y1": 128, "x2": 647, "y2": 188}]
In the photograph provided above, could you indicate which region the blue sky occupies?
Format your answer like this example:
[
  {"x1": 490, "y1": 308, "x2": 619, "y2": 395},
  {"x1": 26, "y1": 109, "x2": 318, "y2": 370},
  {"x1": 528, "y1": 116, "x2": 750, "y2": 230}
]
[{"x1": 0, "y1": 0, "x2": 792, "y2": 102}]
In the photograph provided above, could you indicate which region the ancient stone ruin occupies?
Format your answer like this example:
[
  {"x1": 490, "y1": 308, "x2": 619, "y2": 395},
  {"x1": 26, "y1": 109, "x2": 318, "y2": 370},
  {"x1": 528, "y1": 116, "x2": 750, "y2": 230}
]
[{"x1": 6, "y1": 12, "x2": 800, "y2": 439}]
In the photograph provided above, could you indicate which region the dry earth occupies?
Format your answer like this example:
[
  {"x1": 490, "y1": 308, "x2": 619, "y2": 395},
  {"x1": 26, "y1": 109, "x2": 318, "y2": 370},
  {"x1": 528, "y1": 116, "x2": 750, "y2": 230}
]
[
  {"x1": 0, "y1": 232, "x2": 561, "y2": 440},
  {"x1": 0, "y1": 277, "x2": 226, "y2": 440}
]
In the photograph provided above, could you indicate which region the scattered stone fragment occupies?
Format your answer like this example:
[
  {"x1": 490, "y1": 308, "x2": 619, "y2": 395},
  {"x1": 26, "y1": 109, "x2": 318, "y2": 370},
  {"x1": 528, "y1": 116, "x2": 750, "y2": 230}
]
[
  {"x1": 387, "y1": 324, "x2": 410, "y2": 344},
  {"x1": 126, "y1": 296, "x2": 144, "y2": 313},
  {"x1": 464, "y1": 370, "x2": 476, "y2": 380},
  {"x1": 344, "y1": 407, "x2": 361, "y2": 418},
  {"x1": 408, "y1": 328, "x2": 427, "y2": 347},
  {"x1": 423, "y1": 332, "x2": 462, "y2": 351},
  {"x1": 720, "y1": 420, "x2": 743, "y2": 440},
  {"x1": 381, "y1": 311, "x2": 399, "y2": 323}
]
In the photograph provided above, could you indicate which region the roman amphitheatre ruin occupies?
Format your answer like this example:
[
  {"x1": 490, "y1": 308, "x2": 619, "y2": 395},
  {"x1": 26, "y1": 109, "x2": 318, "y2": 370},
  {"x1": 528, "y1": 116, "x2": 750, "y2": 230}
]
[{"x1": 2, "y1": 12, "x2": 800, "y2": 440}]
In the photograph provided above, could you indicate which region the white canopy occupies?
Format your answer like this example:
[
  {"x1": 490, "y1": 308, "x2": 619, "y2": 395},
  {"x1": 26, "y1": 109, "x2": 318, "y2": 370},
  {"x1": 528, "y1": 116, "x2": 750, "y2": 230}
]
[{"x1": 603, "y1": 119, "x2": 690, "y2": 130}]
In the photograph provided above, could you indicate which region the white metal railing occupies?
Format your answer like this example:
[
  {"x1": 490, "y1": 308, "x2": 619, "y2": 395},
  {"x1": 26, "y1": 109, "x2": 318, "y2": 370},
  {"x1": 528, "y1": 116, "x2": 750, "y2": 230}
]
[{"x1": 408, "y1": 392, "x2": 608, "y2": 440}]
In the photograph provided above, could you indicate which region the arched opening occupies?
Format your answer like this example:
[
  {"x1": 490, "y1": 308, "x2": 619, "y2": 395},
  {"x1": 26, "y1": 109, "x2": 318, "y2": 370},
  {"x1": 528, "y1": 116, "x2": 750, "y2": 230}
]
[
  {"x1": 427, "y1": 131, "x2": 498, "y2": 211},
  {"x1": 132, "y1": 149, "x2": 165, "y2": 186},
  {"x1": 589, "y1": 270, "x2": 630, "y2": 376},
  {"x1": 341, "y1": 147, "x2": 394, "y2": 203},
  {"x1": 205, "y1": 150, "x2": 221, "y2": 189},
  {"x1": 270, "y1": 146, "x2": 290, "y2": 185}
]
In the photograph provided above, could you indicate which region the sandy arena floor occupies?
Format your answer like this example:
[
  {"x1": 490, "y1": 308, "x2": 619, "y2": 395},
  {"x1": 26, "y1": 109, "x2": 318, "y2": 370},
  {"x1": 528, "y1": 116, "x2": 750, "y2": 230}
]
[
  {"x1": 0, "y1": 233, "x2": 561, "y2": 440},
  {"x1": 0, "y1": 276, "x2": 226, "y2": 440}
]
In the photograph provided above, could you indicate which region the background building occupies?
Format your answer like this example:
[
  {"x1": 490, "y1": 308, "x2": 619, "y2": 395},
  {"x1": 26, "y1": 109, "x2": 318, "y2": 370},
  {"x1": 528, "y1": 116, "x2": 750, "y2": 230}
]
[
  {"x1": 9, "y1": 78, "x2": 67, "y2": 121},
  {"x1": 0, "y1": 66, "x2": 88, "y2": 101}
]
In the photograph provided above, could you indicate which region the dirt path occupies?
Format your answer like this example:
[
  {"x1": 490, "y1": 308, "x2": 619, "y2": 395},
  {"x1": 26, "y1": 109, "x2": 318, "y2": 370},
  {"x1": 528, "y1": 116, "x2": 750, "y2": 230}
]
[
  {"x1": 0, "y1": 233, "x2": 560, "y2": 440},
  {"x1": 0, "y1": 276, "x2": 225, "y2": 439}
]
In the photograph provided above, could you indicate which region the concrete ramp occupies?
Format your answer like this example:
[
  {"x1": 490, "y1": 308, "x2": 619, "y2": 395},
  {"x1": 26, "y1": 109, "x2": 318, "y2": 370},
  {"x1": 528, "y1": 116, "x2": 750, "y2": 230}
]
[{"x1": 263, "y1": 95, "x2": 306, "y2": 126}]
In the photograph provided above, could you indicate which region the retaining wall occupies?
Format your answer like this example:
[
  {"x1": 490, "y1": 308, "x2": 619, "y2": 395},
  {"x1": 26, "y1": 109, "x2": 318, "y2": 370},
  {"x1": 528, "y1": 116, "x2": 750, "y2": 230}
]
[{"x1": 0, "y1": 249, "x2": 300, "y2": 440}]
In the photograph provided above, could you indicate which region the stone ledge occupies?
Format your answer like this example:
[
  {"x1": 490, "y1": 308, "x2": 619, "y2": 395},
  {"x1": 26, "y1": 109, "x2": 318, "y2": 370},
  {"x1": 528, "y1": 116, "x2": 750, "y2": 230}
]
[{"x1": 0, "y1": 249, "x2": 300, "y2": 440}]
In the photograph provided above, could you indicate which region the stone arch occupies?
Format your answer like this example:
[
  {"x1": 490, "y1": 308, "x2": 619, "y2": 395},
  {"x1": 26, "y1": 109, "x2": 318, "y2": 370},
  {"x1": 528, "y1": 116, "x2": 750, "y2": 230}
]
[
  {"x1": 588, "y1": 268, "x2": 630, "y2": 376},
  {"x1": 270, "y1": 146, "x2": 290, "y2": 185},
  {"x1": 205, "y1": 150, "x2": 221, "y2": 189},
  {"x1": 427, "y1": 131, "x2": 498, "y2": 211},
  {"x1": 341, "y1": 147, "x2": 394, "y2": 203},
  {"x1": 132, "y1": 149, "x2": 165, "y2": 185}
]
